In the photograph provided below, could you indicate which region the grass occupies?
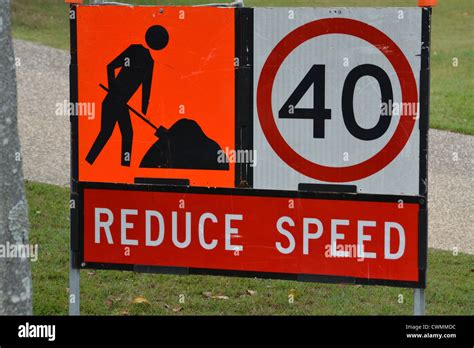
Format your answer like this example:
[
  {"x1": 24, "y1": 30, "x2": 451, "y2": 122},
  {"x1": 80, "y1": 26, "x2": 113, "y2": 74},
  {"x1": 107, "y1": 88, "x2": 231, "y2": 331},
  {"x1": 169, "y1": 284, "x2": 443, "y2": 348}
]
[
  {"x1": 10, "y1": 0, "x2": 474, "y2": 135},
  {"x1": 11, "y1": 0, "x2": 70, "y2": 51},
  {"x1": 26, "y1": 181, "x2": 474, "y2": 315}
]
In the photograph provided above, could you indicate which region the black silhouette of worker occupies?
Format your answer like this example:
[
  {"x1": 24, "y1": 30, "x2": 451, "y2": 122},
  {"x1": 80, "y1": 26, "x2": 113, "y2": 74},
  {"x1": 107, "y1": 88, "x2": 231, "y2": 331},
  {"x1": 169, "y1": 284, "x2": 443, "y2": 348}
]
[{"x1": 86, "y1": 25, "x2": 169, "y2": 166}]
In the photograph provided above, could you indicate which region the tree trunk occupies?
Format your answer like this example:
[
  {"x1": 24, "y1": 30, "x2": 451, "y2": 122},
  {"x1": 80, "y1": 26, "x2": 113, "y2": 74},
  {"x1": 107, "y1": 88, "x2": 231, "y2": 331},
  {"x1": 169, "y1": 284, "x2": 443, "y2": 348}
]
[{"x1": 0, "y1": 0, "x2": 32, "y2": 315}]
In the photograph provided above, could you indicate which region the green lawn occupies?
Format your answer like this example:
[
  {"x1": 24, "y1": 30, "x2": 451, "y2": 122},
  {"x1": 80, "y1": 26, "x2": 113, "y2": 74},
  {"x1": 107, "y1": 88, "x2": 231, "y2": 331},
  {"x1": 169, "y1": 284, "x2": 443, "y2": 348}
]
[
  {"x1": 11, "y1": 0, "x2": 474, "y2": 135},
  {"x1": 26, "y1": 181, "x2": 473, "y2": 315}
]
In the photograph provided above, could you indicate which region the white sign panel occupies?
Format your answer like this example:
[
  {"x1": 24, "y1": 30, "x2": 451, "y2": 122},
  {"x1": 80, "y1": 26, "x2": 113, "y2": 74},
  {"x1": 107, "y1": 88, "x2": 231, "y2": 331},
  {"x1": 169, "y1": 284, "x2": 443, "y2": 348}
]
[{"x1": 253, "y1": 8, "x2": 424, "y2": 195}]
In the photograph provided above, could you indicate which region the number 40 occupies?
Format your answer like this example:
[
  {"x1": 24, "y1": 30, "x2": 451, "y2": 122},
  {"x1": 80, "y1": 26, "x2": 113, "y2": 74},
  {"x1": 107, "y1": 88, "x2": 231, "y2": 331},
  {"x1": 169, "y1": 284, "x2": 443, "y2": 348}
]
[{"x1": 278, "y1": 64, "x2": 393, "y2": 141}]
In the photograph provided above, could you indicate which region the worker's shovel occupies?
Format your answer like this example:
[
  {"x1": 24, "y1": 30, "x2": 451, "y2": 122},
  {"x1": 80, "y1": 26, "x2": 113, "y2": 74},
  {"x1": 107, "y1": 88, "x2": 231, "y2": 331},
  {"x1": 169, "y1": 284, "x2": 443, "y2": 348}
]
[
  {"x1": 99, "y1": 84, "x2": 167, "y2": 138},
  {"x1": 98, "y1": 83, "x2": 228, "y2": 170}
]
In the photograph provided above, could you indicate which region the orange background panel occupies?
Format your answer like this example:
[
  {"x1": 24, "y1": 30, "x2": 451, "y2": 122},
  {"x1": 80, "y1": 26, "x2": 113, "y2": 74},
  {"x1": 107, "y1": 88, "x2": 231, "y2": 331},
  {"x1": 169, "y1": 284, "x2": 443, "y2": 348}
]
[
  {"x1": 418, "y1": 0, "x2": 437, "y2": 6},
  {"x1": 76, "y1": 6, "x2": 235, "y2": 187}
]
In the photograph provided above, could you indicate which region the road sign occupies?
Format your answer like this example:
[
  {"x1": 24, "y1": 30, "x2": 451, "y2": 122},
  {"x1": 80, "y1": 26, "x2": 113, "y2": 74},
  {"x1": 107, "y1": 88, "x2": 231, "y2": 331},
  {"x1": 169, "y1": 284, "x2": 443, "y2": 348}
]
[
  {"x1": 70, "y1": 5, "x2": 430, "y2": 303},
  {"x1": 253, "y1": 8, "x2": 428, "y2": 196},
  {"x1": 79, "y1": 183, "x2": 424, "y2": 287},
  {"x1": 72, "y1": 5, "x2": 236, "y2": 187}
]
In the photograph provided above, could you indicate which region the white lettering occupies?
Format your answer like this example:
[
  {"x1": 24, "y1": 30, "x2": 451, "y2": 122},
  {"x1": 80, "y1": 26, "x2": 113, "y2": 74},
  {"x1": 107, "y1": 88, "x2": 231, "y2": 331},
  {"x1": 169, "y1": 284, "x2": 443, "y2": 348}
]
[
  {"x1": 384, "y1": 222, "x2": 405, "y2": 259},
  {"x1": 225, "y1": 214, "x2": 243, "y2": 252},
  {"x1": 145, "y1": 210, "x2": 164, "y2": 246},
  {"x1": 303, "y1": 218, "x2": 323, "y2": 255},
  {"x1": 95, "y1": 208, "x2": 113, "y2": 244},
  {"x1": 275, "y1": 216, "x2": 295, "y2": 254},
  {"x1": 121, "y1": 209, "x2": 138, "y2": 246},
  {"x1": 331, "y1": 219, "x2": 350, "y2": 257},
  {"x1": 198, "y1": 213, "x2": 218, "y2": 250},
  {"x1": 357, "y1": 220, "x2": 376, "y2": 259}
]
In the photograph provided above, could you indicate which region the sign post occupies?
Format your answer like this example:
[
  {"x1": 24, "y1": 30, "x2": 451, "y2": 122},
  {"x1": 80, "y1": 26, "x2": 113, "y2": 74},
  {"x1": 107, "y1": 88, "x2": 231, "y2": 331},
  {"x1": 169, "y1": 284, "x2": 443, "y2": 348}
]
[
  {"x1": 414, "y1": 288, "x2": 426, "y2": 315},
  {"x1": 68, "y1": 263, "x2": 80, "y2": 315}
]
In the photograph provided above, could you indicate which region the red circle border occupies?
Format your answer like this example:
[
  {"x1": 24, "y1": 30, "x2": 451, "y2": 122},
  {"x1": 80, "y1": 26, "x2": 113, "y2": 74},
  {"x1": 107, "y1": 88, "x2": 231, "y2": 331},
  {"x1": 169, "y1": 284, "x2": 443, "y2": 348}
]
[{"x1": 256, "y1": 18, "x2": 418, "y2": 183}]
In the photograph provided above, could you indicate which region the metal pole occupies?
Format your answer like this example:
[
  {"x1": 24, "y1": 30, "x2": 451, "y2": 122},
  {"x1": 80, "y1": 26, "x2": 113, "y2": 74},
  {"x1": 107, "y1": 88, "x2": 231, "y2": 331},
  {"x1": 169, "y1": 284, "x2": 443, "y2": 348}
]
[
  {"x1": 69, "y1": 261, "x2": 80, "y2": 315},
  {"x1": 414, "y1": 288, "x2": 425, "y2": 315}
]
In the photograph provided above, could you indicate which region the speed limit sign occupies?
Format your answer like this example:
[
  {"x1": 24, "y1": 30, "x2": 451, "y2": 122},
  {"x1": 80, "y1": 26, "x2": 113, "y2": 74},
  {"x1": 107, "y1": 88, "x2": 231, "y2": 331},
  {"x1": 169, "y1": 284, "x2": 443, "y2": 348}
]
[{"x1": 253, "y1": 8, "x2": 429, "y2": 196}]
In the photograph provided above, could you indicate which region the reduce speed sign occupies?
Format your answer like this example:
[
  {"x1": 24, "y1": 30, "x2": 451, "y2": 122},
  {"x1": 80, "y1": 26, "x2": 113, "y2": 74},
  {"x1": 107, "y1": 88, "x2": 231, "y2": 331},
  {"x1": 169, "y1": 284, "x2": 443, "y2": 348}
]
[{"x1": 253, "y1": 8, "x2": 428, "y2": 196}]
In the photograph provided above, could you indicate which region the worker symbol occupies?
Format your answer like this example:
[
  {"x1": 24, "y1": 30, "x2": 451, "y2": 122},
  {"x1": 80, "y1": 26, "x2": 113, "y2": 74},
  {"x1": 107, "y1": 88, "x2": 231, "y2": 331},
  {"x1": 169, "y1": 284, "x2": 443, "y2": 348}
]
[
  {"x1": 86, "y1": 24, "x2": 229, "y2": 171},
  {"x1": 86, "y1": 25, "x2": 169, "y2": 166}
]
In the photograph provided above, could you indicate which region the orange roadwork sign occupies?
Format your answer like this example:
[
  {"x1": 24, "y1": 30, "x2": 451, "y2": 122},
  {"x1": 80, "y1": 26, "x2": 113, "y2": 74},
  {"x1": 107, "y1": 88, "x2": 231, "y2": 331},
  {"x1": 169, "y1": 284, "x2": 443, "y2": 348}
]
[
  {"x1": 418, "y1": 0, "x2": 437, "y2": 6},
  {"x1": 75, "y1": 6, "x2": 235, "y2": 187}
]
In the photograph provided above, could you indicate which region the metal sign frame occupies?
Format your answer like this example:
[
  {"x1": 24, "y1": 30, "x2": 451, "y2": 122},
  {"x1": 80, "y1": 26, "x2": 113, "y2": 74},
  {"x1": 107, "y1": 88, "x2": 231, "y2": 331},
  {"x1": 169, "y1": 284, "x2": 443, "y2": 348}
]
[{"x1": 69, "y1": 4, "x2": 431, "y2": 315}]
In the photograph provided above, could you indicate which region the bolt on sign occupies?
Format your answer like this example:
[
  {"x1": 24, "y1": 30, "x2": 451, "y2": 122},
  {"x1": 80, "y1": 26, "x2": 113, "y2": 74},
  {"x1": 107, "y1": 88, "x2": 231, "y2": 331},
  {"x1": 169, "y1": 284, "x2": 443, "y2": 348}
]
[{"x1": 70, "y1": 4, "x2": 430, "y2": 288}]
